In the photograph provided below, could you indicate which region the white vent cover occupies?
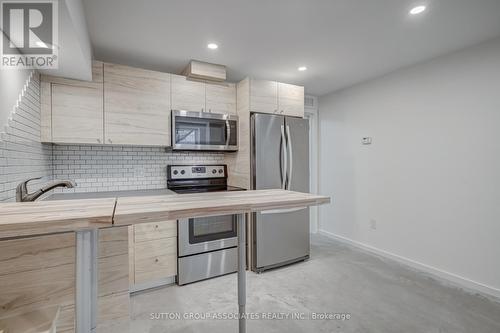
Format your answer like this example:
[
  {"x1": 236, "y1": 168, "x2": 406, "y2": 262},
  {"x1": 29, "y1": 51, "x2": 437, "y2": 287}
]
[
  {"x1": 182, "y1": 60, "x2": 226, "y2": 82},
  {"x1": 304, "y1": 95, "x2": 315, "y2": 107}
]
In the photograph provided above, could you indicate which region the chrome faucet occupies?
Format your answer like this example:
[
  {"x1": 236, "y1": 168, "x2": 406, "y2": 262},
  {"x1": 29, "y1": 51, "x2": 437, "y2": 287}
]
[{"x1": 16, "y1": 177, "x2": 76, "y2": 202}]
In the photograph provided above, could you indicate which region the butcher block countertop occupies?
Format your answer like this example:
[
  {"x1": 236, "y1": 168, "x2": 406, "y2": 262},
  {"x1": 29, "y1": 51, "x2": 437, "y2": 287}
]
[
  {"x1": 0, "y1": 190, "x2": 330, "y2": 239},
  {"x1": 0, "y1": 198, "x2": 116, "y2": 239},
  {"x1": 113, "y1": 189, "x2": 330, "y2": 224}
]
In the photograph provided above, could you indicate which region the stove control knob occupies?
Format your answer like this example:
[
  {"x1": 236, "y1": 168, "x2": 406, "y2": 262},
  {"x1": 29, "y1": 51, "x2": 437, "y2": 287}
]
[
  {"x1": 180, "y1": 170, "x2": 185, "y2": 175},
  {"x1": 219, "y1": 169, "x2": 223, "y2": 174},
  {"x1": 173, "y1": 170, "x2": 178, "y2": 175},
  {"x1": 212, "y1": 169, "x2": 217, "y2": 174}
]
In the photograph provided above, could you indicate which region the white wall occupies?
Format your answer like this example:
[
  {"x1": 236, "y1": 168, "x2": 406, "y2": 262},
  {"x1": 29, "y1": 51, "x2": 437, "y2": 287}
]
[
  {"x1": 45, "y1": 0, "x2": 93, "y2": 80},
  {"x1": 318, "y1": 37, "x2": 500, "y2": 298},
  {"x1": 0, "y1": 32, "x2": 32, "y2": 130},
  {"x1": 0, "y1": 73, "x2": 53, "y2": 201}
]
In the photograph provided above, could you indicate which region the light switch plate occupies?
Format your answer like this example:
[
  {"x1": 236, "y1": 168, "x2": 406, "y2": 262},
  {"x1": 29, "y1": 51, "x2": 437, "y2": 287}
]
[{"x1": 362, "y1": 137, "x2": 372, "y2": 145}]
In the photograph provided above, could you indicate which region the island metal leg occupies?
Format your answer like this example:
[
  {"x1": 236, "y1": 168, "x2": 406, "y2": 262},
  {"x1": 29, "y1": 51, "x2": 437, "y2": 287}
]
[
  {"x1": 75, "y1": 229, "x2": 99, "y2": 333},
  {"x1": 237, "y1": 213, "x2": 246, "y2": 333}
]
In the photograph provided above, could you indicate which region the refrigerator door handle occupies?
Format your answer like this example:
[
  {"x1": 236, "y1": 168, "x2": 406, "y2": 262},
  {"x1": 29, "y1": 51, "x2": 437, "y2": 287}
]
[
  {"x1": 280, "y1": 125, "x2": 287, "y2": 189},
  {"x1": 286, "y1": 124, "x2": 293, "y2": 190},
  {"x1": 260, "y1": 207, "x2": 307, "y2": 215}
]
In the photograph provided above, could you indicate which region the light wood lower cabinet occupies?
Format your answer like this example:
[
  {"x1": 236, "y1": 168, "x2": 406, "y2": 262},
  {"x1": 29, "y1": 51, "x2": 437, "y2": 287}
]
[
  {"x1": 134, "y1": 220, "x2": 176, "y2": 243},
  {"x1": 129, "y1": 220, "x2": 177, "y2": 289},
  {"x1": 134, "y1": 238, "x2": 177, "y2": 284},
  {"x1": 0, "y1": 228, "x2": 130, "y2": 333}
]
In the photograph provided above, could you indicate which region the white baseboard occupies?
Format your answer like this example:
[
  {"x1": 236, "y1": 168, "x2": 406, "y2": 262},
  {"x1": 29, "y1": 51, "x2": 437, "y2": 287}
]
[{"x1": 318, "y1": 229, "x2": 500, "y2": 301}]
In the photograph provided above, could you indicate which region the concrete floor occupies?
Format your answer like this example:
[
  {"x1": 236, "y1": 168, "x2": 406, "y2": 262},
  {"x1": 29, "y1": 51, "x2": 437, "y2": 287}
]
[{"x1": 103, "y1": 234, "x2": 500, "y2": 333}]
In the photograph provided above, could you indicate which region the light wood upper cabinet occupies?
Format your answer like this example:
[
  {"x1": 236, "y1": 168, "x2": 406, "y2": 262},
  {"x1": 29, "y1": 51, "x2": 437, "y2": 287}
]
[
  {"x1": 249, "y1": 79, "x2": 278, "y2": 114},
  {"x1": 246, "y1": 78, "x2": 304, "y2": 117},
  {"x1": 42, "y1": 61, "x2": 104, "y2": 144},
  {"x1": 278, "y1": 82, "x2": 304, "y2": 117},
  {"x1": 41, "y1": 61, "x2": 240, "y2": 146},
  {"x1": 104, "y1": 63, "x2": 171, "y2": 146},
  {"x1": 52, "y1": 84, "x2": 104, "y2": 144},
  {"x1": 171, "y1": 74, "x2": 206, "y2": 112},
  {"x1": 205, "y1": 82, "x2": 236, "y2": 114}
]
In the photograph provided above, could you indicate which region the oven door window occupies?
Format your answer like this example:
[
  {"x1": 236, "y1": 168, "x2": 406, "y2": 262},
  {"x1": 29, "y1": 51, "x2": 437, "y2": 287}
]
[
  {"x1": 175, "y1": 117, "x2": 227, "y2": 146},
  {"x1": 189, "y1": 215, "x2": 237, "y2": 243}
]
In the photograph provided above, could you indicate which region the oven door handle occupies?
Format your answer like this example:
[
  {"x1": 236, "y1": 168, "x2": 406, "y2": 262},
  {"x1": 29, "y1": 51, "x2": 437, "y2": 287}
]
[
  {"x1": 260, "y1": 207, "x2": 307, "y2": 215},
  {"x1": 225, "y1": 119, "x2": 231, "y2": 147}
]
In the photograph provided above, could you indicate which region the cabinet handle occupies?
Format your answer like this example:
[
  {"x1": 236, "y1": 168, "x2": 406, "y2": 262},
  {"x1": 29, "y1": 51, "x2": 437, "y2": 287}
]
[
  {"x1": 108, "y1": 139, "x2": 112, "y2": 144},
  {"x1": 280, "y1": 110, "x2": 284, "y2": 114},
  {"x1": 155, "y1": 258, "x2": 159, "y2": 263},
  {"x1": 201, "y1": 108, "x2": 204, "y2": 112},
  {"x1": 209, "y1": 109, "x2": 212, "y2": 113},
  {"x1": 155, "y1": 225, "x2": 159, "y2": 229},
  {"x1": 97, "y1": 138, "x2": 101, "y2": 143},
  {"x1": 274, "y1": 109, "x2": 278, "y2": 113}
]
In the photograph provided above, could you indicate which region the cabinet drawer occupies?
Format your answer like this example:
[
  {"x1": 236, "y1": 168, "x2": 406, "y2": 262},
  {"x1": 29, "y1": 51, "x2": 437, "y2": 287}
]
[
  {"x1": 135, "y1": 237, "x2": 176, "y2": 259},
  {"x1": 134, "y1": 220, "x2": 176, "y2": 243},
  {"x1": 134, "y1": 238, "x2": 177, "y2": 284},
  {"x1": 134, "y1": 253, "x2": 177, "y2": 285}
]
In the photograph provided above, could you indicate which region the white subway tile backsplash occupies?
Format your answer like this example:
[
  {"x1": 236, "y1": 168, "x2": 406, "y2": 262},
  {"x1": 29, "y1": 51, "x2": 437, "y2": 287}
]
[
  {"x1": 52, "y1": 145, "x2": 224, "y2": 194},
  {"x1": 0, "y1": 72, "x2": 52, "y2": 202},
  {"x1": 1, "y1": 72, "x2": 225, "y2": 200}
]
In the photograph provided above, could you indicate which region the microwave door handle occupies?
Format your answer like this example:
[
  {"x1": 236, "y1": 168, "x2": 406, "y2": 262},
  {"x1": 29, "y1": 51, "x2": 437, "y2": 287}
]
[
  {"x1": 286, "y1": 124, "x2": 293, "y2": 190},
  {"x1": 225, "y1": 119, "x2": 230, "y2": 146},
  {"x1": 280, "y1": 125, "x2": 287, "y2": 189}
]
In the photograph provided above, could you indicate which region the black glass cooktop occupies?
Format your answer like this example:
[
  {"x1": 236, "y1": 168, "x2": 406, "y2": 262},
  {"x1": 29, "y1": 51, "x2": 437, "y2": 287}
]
[{"x1": 171, "y1": 185, "x2": 246, "y2": 194}]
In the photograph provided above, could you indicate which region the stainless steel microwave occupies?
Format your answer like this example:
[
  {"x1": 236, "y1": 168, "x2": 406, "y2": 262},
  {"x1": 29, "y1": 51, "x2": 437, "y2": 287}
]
[{"x1": 171, "y1": 110, "x2": 239, "y2": 151}]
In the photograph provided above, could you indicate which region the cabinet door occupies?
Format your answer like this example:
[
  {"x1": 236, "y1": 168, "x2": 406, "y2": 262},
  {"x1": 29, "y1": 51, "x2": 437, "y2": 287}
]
[
  {"x1": 104, "y1": 63, "x2": 171, "y2": 146},
  {"x1": 278, "y1": 83, "x2": 304, "y2": 117},
  {"x1": 171, "y1": 74, "x2": 206, "y2": 112},
  {"x1": 205, "y1": 83, "x2": 236, "y2": 114},
  {"x1": 51, "y1": 83, "x2": 103, "y2": 144},
  {"x1": 249, "y1": 79, "x2": 278, "y2": 114}
]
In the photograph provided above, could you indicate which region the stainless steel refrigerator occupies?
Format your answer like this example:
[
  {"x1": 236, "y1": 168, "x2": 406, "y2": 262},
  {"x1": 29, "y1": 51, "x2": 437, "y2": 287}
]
[{"x1": 251, "y1": 113, "x2": 310, "y2": 272}]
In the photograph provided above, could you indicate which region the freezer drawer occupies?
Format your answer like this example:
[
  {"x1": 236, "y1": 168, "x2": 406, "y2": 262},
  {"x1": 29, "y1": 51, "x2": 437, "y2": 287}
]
[{"x1": 254, "y1": 207, "x2": 310, "y2": 270}]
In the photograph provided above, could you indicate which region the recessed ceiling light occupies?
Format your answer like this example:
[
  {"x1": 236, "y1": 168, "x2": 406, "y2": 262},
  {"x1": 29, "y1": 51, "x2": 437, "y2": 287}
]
[
  {"x1": 298, "y1": 66, "x2": 307, "y2": 71},
  {"x1": 409, "y1": 5, "x2": 426, "y2": 15},
  {"x1": 207, "y1": 43, "x2": 218, "y2": 50}
]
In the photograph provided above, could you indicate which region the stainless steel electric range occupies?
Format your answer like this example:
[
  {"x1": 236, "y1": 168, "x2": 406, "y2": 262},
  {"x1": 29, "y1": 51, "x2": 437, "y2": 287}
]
[{"x1": 167, "y1": 164, "x2": 245, "y2": 285}]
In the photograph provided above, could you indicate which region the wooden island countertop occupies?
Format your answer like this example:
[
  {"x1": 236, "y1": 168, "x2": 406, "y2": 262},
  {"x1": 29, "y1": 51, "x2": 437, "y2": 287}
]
[
  {"x1": 0, "y1": 189, "x2": 330, "y2": 239},
  {"x1": 113, "y1": 189, "x2": 330, "y2": 224}
]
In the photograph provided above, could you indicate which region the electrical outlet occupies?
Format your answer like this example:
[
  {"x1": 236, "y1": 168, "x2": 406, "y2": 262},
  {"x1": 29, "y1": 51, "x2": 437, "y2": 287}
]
[
  {"x1": 362, "y1": 137, "x2": 372, "y2": 145},
  {"x1": 369, "y1": 219, "x2": 377, "y2": 230}
]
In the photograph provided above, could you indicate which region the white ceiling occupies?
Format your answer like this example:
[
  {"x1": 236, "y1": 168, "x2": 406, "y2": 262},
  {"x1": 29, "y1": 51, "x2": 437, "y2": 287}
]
[{"x1": 82, "y1": 0, "x2": 500, "y2": 96}]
